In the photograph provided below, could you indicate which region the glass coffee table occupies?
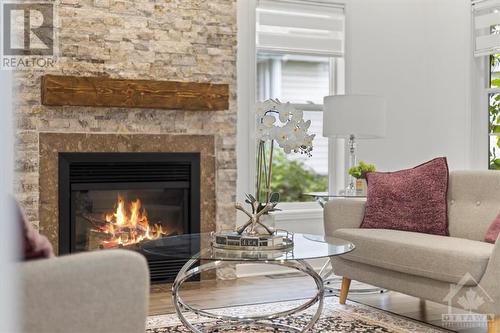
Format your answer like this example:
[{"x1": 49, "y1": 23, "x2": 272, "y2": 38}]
[{"x1": 143, "y1": 233, "x2": 355, "y2": 333}]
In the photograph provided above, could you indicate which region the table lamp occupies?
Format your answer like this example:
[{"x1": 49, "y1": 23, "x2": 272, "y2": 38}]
[{"x1": 323, "y1": 95, "x2": 387, "y2": 195}]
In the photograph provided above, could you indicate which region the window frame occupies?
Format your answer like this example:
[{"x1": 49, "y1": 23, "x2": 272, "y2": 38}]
[{"x1": 237, "y1": 0, "x2": 347, "y2": 214}]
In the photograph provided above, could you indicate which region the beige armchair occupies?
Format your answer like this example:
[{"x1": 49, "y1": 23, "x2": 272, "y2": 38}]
[
  {"x1": 324, "y1": 171, "x2": 500, "y2": 333},
  {"x1": 20, "y1": 250, "x2": 150, "y2": 333}
]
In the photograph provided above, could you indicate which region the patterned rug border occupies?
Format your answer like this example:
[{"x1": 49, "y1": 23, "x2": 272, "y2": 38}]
[
  {"x1": 345, "y1": 298, "x2": 455, "y2": 333},
  {"x1": 147, "y1": 296, "x2": 451, "y2": 333},
  {"x1": 338, "y1": 301, "x2": 452, "y2": 333}
]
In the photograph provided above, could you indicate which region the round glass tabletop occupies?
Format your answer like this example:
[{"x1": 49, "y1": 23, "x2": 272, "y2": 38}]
[{"x1": 142, "y1": 233, "x2": 355, "y2": 262}]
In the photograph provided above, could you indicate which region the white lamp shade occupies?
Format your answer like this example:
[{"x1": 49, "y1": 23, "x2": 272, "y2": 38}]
[{"x1": 323, "y1": 95, "x2": 387, "y2": 139}]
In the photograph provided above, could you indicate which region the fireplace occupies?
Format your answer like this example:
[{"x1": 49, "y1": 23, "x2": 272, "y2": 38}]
[{"x1": 58, "y1": 152, "x2": 201, "y2": 282}]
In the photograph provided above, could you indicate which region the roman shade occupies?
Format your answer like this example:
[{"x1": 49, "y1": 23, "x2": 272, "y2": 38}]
[
  {"x1": 473, "y1": 0, "x2": 500, "y2": 56},
  {"x1": 256, "y1": 0, "x2": 345, "y2": 56}
]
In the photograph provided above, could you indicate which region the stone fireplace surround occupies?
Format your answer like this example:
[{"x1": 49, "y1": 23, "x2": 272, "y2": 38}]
[
  {"x1": 39, "y1": 132, "x2": 216, "y2": 254},
  {"x1": 13, "y1": 0, "x2": 237, "y2": 279}
]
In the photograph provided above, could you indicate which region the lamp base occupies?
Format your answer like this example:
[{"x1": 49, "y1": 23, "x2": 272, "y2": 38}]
[
  {"x1": 347, "y1": 134, "x2": 357, "y2": 194},
  {"x1": 344, "y1": 187, "x2": 357, "y2": 196}
]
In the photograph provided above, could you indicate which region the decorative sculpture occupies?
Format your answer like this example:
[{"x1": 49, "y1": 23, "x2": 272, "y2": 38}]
[{"x1": 235, "y1": 200, "x2": 274, "y2": 235}]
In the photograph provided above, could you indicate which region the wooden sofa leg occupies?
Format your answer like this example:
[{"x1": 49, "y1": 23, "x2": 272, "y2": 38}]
[
  {"x1": 339, "y1": 277, "x2": 351, "y2": 305},
  {"x1": 488, "y1": 315, "x2": 500, "y2": 333}
]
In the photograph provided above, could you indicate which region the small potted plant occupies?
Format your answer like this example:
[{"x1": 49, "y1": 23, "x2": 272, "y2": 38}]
[{"x1": 348, "y1": 161, "x2": 376, "y2": 196}]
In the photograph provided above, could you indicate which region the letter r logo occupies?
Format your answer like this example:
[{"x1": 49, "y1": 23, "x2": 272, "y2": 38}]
[{"x1": 2, "y1": 3, "x2": 54, "y2": 56}]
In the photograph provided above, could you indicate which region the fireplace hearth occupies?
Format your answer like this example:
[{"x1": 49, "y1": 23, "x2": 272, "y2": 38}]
[{"x1": 58, "y1": 152, "x2": 201, "y2": 282}]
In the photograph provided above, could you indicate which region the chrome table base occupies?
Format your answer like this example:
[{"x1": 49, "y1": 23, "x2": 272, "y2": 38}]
[{"x1": 172, "y1": 257, "x2": 325, "y2": 333}]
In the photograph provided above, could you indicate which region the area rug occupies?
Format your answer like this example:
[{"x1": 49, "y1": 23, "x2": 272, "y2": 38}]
[{"x1": 146, "y1": 297, "x2": 450, "y2": 332}]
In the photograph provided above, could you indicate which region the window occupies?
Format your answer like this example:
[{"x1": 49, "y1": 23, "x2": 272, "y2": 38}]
[
  {"x1": 255, "y1": 0, "x2": 345, "y2": 202},
  {"x1": 473, "y1": 1, "x2": 500, "y2": 169},
  {"x1": 489, "y1": 55, "x2": 500, "y2": 170},
  {"x1": 257, "y1": 53, "x2": 330, "y2": 104}
]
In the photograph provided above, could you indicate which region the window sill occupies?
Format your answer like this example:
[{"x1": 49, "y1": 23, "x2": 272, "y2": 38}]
[
  {"x1": 275, "y1": 201, "x2": 320, "y2": 211},
  {"x1": 271, "y1": 202, "x2": 324, "y2": 234},
  {"x1": 272, "y1": 206, "x2": 323, "y2": 221}
]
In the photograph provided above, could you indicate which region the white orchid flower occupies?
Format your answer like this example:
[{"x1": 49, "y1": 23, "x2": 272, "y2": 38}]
[
  {"x1": 282, "y1": 144, "x2": 293, "y2": 154},
  {"x1": 257, "y1": 125, "x2": 273, "y2": 141},
  {"x1": 275, "y1": 126, "x2": 289, "y2": 146},
  {"x1": 282, "y1": 120, "x2": 296, "y2": 133},
  {"x1": 262, "y1": 114, "x2": 276, "y2": 127},
  {"x1": 302, "y1": 119, "x2": 311, "y2": 130},
  {"x1": 304, "y1": 134, "x2": 315, "y2": 146},
  {"x1": 256, "y1": 105, "x2": 265, "y2": 118},
  {"x1": 256, "y1": 100, "x2": 277, "y2": 118},
  {"x1": 290, "y1": 108, "x2": 303, "y2": 121},
  {"x1": 277, "y1": 102, "x2": 293, "y2": 123},
  {"x1": 256, "y1": 99, "x2": 314, "y2": 156},
  {"x1": 293, "y1": 127, "x2": 307, "y2": 142},
  {"x1": 264, "y1": 99, "x2": 278, "y2": 110}
]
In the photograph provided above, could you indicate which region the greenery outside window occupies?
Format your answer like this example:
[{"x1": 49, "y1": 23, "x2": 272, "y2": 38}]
[{"x1": 489, "y1": 55, "x2": 500, "y2": 170}]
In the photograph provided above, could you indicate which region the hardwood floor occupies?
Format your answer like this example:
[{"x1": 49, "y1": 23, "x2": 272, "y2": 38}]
[
  {"x1": 149, "y1": 273, "x2": 487, "y2": 333},
  {"x1": 149, "y1": 272, "x2": 316, "y2": 316}
]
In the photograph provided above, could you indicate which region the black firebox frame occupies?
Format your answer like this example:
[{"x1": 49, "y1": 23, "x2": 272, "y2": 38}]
[{"x1": 58, "y1": 152, "x2": 201, "y2": 282}]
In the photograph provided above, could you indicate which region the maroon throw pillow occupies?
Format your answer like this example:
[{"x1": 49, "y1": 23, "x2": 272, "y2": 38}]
[
  {"x1": 360, "y1": 157, "x2": 449, "y2": 236},
  {"x1": 485, "y1": 212, "x2": 500, "y2": 244},
  {"x1": 14, "y1": 200, "x2": 54, "y2": 260}
]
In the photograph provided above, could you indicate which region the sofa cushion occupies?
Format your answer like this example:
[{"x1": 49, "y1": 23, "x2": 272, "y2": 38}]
[
  {"x1": 361, "y1": 157, "x2": 449, "y2": 235},
  {"x1": 333, "y1": 228, "x2": 492, "y2": 285}
]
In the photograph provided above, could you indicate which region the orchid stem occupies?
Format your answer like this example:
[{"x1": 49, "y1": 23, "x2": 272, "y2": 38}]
[
  {"x1": 256, "y1": 141, "x2": 263, "y2": 202},
  {"x1": 266, "y1": 140, "x2": 274, "y2": 203}
]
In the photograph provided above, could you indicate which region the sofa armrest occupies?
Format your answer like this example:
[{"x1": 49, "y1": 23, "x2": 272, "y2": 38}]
[
  {"x1": 20, "y1": 250, "x2": 149, "y2": 333},
  {"x1": 478, "y1": 234, "x2": 500, "y2": 314},
  {"x1": 323, "y1": 198, "x2": 366, "y2": 237}
]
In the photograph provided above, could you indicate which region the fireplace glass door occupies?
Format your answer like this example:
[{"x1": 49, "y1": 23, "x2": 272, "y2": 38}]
[
  {"x1": 72, "y1": 185, "x2": 188, "y2": 252},
  {"x1": 59, "y1": 152, "x2": 201, "y2": 283}
]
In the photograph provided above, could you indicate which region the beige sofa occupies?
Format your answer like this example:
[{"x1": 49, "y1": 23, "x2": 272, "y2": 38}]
[
  {"x1": 324, "y1": 171, "x2": 500, "y2": 333},
  {"x1": 20, "y1": 250, "x2": 150, "y2": 333}
]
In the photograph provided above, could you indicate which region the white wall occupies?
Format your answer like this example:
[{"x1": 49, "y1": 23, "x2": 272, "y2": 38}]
[
  {"x1": 470, "y1": 55, "x2": 489, "y2": 170},
  {"x1": 345, "y1": 0, "x2": 473, "y2": 171},
  {"x1": 236, "y1": 0, "x2": 257, "y2": 230}
]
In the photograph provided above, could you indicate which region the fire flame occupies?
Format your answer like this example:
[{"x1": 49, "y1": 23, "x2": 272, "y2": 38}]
[{"x1": 99, "y1": 195, "x2": 167, "y2": 249}]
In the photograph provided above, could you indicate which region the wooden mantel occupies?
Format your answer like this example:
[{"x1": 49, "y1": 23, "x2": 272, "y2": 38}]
[{"x1": 41, "y1": 75, "x2": 229, "y2": 111}]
